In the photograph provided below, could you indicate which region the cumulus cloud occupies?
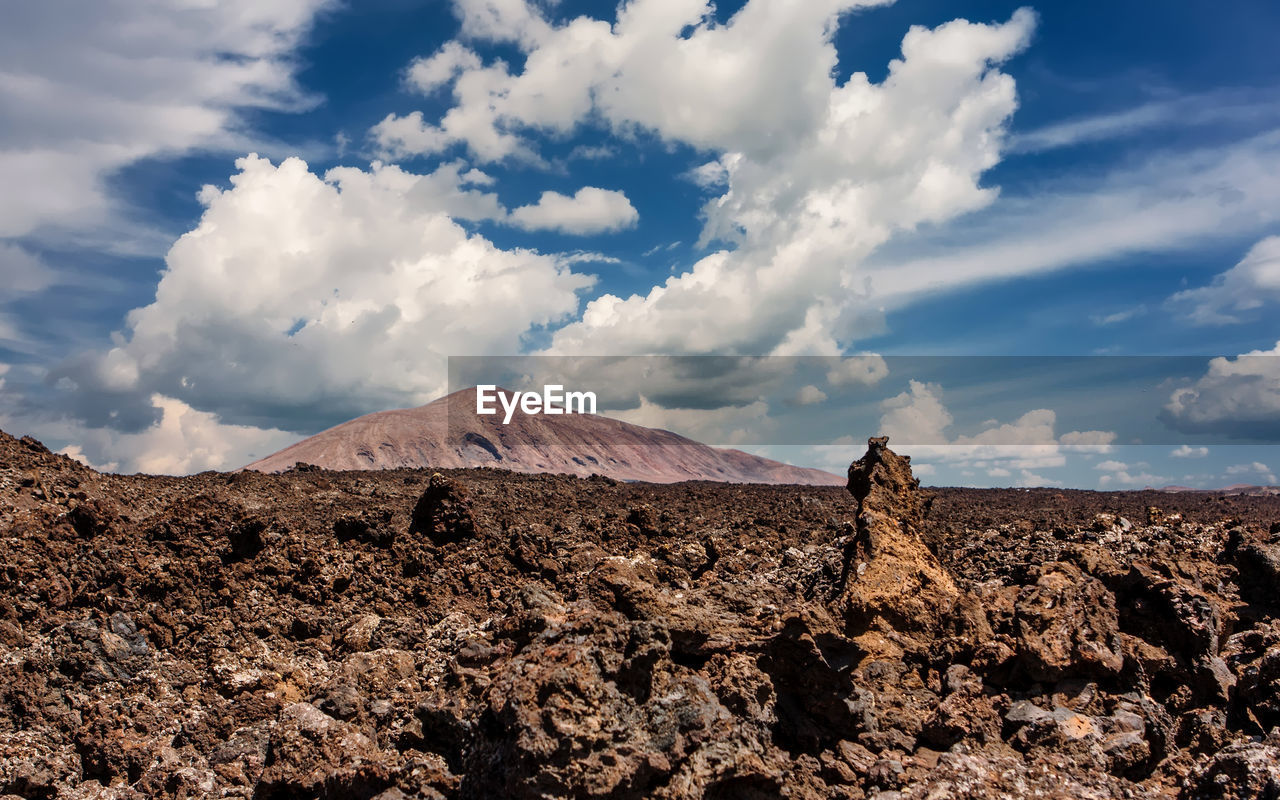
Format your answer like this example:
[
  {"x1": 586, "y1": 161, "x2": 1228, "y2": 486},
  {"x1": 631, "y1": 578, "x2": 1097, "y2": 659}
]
[
  {"x1": 610, "y1": 397, "x2": 774, "y2": 446},
  {"x1": 1162, "y1": 342, "x2": 1280, "y2": 438},
  {"x1": 875, "y1": 380, "x2": 1115, "y2": 486},
  {"x1": 1225, "y1": 461, "x2": 1277, "y2": 484},
  {"x1": 55, "y1": 155, "x2": 595, "y2": 434},
  {"x1": 826, "y1": 355, "x2": 890, "y2": 387},
  {"x1": 1171, "y1": 444, "x2": 1209, "y2": 458},
  {"x1": 1095, "y1": 459, "x2": 1165, "y2": 488},
  {"x1": 376, "y1": 1, "x2": 1036, "y2": 355},
  {"x1": 509, "y1": 187, "x2": 639, "y2": 234},
  {"x1": 879, "y1": 381, "x2": 953, "y2": 445},
  {"x1": 1058, "y1": 429, "x2": 1117, "y2": 453},
  {"x1": 790, "y1": 385, "x2": 828, "y2": 406},
  {"x1": 53, "y1": 395, "x2": 299, "y2": 475},
  {"x1": 0, "y1": 0, "x2": 334, "y2": 241},
  {"x1": 407, "y1": 41, "x2": 483, "y2": 93},
  {"x1": 1169, "y1": 236, "x2": 1280, "y2": 324}
]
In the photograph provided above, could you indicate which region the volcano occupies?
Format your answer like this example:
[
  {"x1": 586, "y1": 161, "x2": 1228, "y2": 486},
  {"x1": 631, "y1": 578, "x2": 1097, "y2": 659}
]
[{"x1": 243, "y1": 387, "x2": 842, "y2": 485}]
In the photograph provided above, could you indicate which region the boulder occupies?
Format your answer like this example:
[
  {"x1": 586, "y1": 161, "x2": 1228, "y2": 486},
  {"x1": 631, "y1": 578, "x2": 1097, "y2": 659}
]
[{"x1": 409, "y1": 473, "x2": 477, "y2": 545}]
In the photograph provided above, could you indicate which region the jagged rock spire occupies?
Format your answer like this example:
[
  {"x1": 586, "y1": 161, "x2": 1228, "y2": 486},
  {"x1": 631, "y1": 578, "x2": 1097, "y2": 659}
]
[{"x1": 841, "y1": 437, "x2": 981, "y2": 657}]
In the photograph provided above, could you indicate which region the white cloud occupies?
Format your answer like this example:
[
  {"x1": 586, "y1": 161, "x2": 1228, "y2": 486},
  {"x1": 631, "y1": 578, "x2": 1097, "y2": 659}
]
[
  {"x1": 59, "y1": 154, "x2": 595, "y2": 433},
  {"x1": 1226, "y1": 461, "x2": 1270, "y2": 474},
  {"x1": 407, "y1": 41, "x2": 483, "y2": 93},
  {"x1": 1091, "y1": 305, "x2": 1146, "y2": 326},
  {"x1": 792, "y1": 385, "x2": 828, "y2": 406},
  {"x1": 53, "y1": 394, "x2": 299, "y2": 475},
  {"x1": 1014, "y1": 471, "x2": 1059, "y2": 487},
  {"x1": 1162, "y1": 342, "x2": 1280, "y2": 438},
  {"x1": 1093, "y1": 458, "x2": 1164, "y2": 487},
  {"x1": 826, "y1": 355, "x2": 890, "y2": 387},
  {"x1": 509, "y1": 187, "x2": 639, "y2": 234},
  {"x1": 0, "y1": 243, "x2": 56, "y2": 294},
  {"x1": 376, "y1": 0, "x2": 910, "y2": 161},
  {"x1": 1169, "y1": 236, "x2": 1280, "y2": 325},
  {"x1": 0, "y1": 0, "x2": 334, "y2": 241},
  {"x1": 874, "y1": 380, "x2": 1114, "y2": 483},
  {"x1": 453, "y1": 0, "x2": 553, "y2": 47},
  {"x1": 1009, "y1": 88, "x2": 1280, "y2": 154},
  {"x1": 1098, "y1": 470, "x2": 1164, "y2": 488},
  {"x1": 1225, "y1": 461, "x2": 1277, "y2": 484},
  {"x1": 568, "y1": 144, "x2": 617, "y2": 161},
  {"x1": 687, "y1": 159, "x2": 732, "y2": 189},
  {"x1": 557, "y1": 251, "x2": 622, "y2": 265},
  {"x1": 1171, "y1": 444, "x2": 1209, "y2": 458},
  {"x1": 378, "y1": 2, "x2": 1036, "y2": 355},
  {"x1": 862, "y1": 133, "x2": 1280, "y2": 308},
  {"x1": 1058, "y1": 429, "x2": 1117, "y2": 453},
  {"x1": 879, "y1": 381, "x2": 953, "y2": 445},
  {"x1": 610, "y1": 397, "x2": 774, "y2": 446}
]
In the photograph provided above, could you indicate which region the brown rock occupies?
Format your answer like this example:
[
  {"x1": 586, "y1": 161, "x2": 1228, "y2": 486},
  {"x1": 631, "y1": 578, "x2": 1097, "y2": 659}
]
[
  {"x1": 257, "y1": 702, "x2": 396, "y2": 798},
  {"x1": 841, "y1": 437, "x2": 979, "y2": 652},
  {"x1": 1185, "y1": 741, "x2": 1280, "y2": 799},
  {"x1": 409, "y1": 473, "x2": 477, "y2": 545},
  {"x1": 1014, "y1": 563, "x2": 1124, "y2": 681}
]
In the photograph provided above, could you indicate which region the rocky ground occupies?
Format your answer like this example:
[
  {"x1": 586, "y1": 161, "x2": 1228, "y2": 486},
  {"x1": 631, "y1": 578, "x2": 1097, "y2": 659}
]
[{"x1": 1, "y1": 429, "x2": 1279, "y2": 799}]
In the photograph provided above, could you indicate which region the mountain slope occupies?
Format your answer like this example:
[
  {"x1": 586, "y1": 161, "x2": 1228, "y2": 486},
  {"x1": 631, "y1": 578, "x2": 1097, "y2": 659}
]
[{"x1": 244, "y1": 388, "x2": 843, "y2": 485}]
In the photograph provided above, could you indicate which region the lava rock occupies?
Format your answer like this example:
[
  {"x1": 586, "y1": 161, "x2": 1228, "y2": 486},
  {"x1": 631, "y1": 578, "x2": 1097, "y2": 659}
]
[
  {"x1": 1014, "y1": 562, "x2": 1124, "y2": 681},
  {"x1": 841, "y1": 437, "x2": 984, "y2": 654},
  {"x1": 1186, "y1": 741, "x2": 1280, "y2": 799},
  {"x1": 409, "y1": 473, "x2": 477, "y2": 545}
]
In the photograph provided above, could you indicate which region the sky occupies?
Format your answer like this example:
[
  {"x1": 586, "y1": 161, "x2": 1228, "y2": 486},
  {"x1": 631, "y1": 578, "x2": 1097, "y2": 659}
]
[{"x1": 2, "y1": 0, "x2": 1279, "y2": 488}]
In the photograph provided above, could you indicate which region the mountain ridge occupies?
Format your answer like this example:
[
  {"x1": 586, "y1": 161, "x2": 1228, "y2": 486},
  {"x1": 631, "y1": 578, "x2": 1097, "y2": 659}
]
[{"x1": 244, "y1": 387, "x2": 843, "y2": 485}]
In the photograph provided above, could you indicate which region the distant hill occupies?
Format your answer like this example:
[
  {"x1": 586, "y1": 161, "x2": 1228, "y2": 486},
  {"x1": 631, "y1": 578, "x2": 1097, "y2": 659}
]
[
  {"x1": 244, "y1": 388, "x2": 844, "y2": 485},
  {"x1": 1153, "y1": 484, "x2": 1280, "y2": 496}
]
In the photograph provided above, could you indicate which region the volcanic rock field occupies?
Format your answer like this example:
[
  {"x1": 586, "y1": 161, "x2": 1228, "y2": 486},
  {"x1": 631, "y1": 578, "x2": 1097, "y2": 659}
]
[{"x1": 2, "y1": 430, "x2": 1279, "y2": 799}]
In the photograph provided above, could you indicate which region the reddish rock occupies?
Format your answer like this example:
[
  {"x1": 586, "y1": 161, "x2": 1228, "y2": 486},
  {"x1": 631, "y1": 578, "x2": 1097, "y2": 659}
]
[
  {"x1": 841, "y1": 437, "x2": 986, "y2": 655},
  {"x1": 0, "y1": 428, "x2": 1278, "y2": 799},
  {"x1": 1014, "y1": 562, "x2": 1124, "y2": 681}
]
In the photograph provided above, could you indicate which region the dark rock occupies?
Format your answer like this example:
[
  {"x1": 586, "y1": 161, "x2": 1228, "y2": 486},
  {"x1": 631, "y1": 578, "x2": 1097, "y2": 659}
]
[
  {"x1": 409, "y1": 473, "x2": 477, "y2": 545},
  {"x1": 226, "y1": 516, "x2": 267, "y2": 560},
  {"x1": 62, "y1": 498, "x2": 116, "y2": 539},
  {"x1": 1236, "y1": 541, "x2": 1280, "y2": 606},
  {"x1": 626, "y1": 503, "x2": 660, "y2": 535},
  {"x1": 19, "y1": 435, "x2": 50, "y2": 454},
  {"x1": 335, "y1": 510, "x2": 397, "y2": 547}
]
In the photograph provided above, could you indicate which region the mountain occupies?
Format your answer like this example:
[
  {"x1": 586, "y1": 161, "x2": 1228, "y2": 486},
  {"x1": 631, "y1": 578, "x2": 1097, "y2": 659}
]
[
  {"x1": 1154, "y1": 484, "x2": 1280, "y2": 495},
  {"x1": 243, "y1": 387, "x2": 843, "y2": 485}
]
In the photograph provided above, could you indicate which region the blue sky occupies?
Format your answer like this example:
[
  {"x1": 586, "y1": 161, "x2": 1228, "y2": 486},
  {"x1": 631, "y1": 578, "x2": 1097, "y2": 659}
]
[{"x1": 2, "y1": 0, "x2": 1279, "y2": 487}]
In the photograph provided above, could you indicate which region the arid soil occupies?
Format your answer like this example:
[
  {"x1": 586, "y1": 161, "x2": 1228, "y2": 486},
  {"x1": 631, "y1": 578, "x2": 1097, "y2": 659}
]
[{"x1": 2, "y1": 429, "x2": 1279, "y2": 799}]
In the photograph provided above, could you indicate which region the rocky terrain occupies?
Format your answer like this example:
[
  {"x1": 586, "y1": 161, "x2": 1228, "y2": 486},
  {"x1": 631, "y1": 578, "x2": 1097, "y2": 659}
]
[
  {"x1": 244, "y1": 388, "x2": 843, "y2": 486},
  {"x1": 2, "y1": 428, "x2": 1280, "y2": 799}
]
